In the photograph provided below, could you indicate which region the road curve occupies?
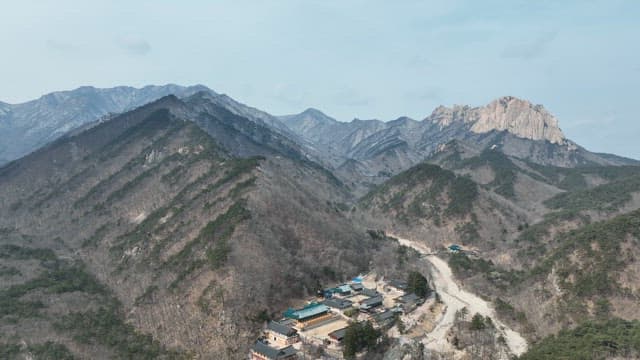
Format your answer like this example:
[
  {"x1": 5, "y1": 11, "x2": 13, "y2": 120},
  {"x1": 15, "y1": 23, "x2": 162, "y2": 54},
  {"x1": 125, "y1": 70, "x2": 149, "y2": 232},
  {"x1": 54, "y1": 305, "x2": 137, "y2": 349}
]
[{"x1": 392, "y1": 234, "x2": 528, "y2": 357}]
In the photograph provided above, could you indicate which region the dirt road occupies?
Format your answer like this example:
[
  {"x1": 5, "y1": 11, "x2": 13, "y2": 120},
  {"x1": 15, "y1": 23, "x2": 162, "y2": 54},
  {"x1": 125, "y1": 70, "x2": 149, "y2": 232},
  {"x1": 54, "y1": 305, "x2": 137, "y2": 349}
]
[{"x1": 392, "y1": 235, "x2": 528, "y2": 357}]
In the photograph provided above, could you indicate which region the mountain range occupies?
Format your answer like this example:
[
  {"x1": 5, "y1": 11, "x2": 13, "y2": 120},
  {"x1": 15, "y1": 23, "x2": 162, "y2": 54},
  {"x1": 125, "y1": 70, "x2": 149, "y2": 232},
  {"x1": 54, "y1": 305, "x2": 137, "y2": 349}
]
[
  {"x1": 0, "y1": 84, "x2": 304, "y2": 166},
  {"x1": 1, "y1": 85, "x2": 640, "y2": 359},
  {"x1": 3, "y1": 85, "x2": 636, "y2": 191}
]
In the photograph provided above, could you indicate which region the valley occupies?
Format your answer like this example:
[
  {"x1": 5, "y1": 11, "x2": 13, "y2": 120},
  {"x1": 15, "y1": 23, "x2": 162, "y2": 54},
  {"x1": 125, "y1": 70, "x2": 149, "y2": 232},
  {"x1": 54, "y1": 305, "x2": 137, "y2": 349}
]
[{"x1": 1, "y1": 86, "x2": 640, "y2": 359}]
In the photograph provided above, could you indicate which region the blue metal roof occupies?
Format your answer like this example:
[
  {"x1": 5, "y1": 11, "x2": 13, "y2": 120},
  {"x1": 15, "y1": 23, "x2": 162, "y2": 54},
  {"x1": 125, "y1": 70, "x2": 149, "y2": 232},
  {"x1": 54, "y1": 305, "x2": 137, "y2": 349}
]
[{"x1": 284, "y1": 303, "x2": 329, "y2": 320}]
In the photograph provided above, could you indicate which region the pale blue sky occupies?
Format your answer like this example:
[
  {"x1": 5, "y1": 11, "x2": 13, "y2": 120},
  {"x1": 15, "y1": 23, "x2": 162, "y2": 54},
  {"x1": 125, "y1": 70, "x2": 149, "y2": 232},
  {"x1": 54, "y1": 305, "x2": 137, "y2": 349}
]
[{"x1": 1, "y1": 0, "x2": 639, "y2": 158}]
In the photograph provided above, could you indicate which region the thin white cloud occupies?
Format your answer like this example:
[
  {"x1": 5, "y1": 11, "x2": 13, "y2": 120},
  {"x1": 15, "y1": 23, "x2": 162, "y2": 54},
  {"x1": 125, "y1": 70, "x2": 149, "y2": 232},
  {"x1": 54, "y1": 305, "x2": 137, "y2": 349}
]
[
  {"x1": 116, "y1": 36, "x2": 151, "y2": 56},
  {"x1": 502, "y1": 31, "x2": 558, "y2": 60}
]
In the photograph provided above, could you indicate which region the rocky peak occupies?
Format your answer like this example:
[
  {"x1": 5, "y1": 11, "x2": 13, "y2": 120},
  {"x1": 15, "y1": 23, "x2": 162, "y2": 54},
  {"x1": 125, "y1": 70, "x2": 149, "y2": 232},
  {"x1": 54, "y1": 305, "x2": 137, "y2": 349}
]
[
  {"x1": 301, "y1": 107, "x2": 329, "y2": 117},
  {"x1": 296, "y1": 108, "x2": 337, "y2": 125},
  {"x1": 427, "y1": 96, "x2": 566, "y2": 144},
  {"x1": 279, "y1": 108, "x2": 338, "y2": 135},
  {"x1": 428, "y1": 104, "x2": 474, "y2": 127},
  {"x1": 388, "y1": 116, "x2": 418, "y2": 127},
  {"x1": 472, "y1": 96, "x2": 565, "y2": 144}
]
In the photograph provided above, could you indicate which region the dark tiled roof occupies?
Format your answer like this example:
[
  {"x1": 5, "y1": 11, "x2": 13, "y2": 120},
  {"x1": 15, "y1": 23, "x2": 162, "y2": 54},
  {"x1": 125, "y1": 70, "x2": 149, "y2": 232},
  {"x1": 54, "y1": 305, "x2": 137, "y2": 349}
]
[
  {"x1": 323, "y1": 298, "x2": 353, "y2": 309},
  {"x1": 362, "y1": 288, "x2": 379, "y2": 297},
  {"x1": 373, "y1": 310, "x2": 396, "y2": 323},
  {"x1": 267, "y1": 321, "x2": 297, "y2": 337},
  {"x1": 397, "y1": 293, "x2": 421, "y2": 303},
  {"x1": 350, "y1": 283, "x2": 364, "y2": 291},
  {"x1": 388, "y1": 279, "x2": 408, "y2": 290},
  {"x1": 329, "y1": 327, "x2": 348, "y2": 341},
  {"x1": 361, "y1": 295, "x2": 383, "y2": 307},
  {"x1": 252, "y1": 341, "x2": 297, "y2": 359}
]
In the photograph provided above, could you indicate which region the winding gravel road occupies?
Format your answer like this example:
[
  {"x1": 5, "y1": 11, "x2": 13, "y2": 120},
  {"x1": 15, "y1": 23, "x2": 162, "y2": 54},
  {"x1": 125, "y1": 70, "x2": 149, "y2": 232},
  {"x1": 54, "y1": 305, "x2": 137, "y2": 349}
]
[{"x1": 391, "y1": 234, "x2": 528, "y2": 357}]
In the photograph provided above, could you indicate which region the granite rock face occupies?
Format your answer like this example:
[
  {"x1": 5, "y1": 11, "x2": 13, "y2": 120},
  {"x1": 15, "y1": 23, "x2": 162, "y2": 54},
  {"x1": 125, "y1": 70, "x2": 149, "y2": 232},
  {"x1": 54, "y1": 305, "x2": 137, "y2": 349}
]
[{"x1": 428, "y1": 96, "x2": 566, "y2": 144}]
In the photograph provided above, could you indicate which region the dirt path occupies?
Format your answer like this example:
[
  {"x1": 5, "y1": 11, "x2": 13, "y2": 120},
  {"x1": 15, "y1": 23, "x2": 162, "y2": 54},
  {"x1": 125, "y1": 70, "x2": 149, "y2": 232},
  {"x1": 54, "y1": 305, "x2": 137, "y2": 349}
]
[{"x1": 392, "y1": 234, "x2": 528, "y2": 357}]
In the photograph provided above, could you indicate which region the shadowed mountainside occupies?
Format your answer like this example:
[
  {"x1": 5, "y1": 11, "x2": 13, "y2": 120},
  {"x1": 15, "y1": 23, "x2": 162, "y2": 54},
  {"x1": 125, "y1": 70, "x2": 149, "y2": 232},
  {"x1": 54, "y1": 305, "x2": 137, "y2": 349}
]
[
  {"x1": 354, "y1": 137, "x2": 640, "y2": 349},
  {"x1": 0, "y1": 95, "x2": 410, "y2": 358},
  {"x1": 1, "y1": 87, "x2": 640, "y2": 359}
]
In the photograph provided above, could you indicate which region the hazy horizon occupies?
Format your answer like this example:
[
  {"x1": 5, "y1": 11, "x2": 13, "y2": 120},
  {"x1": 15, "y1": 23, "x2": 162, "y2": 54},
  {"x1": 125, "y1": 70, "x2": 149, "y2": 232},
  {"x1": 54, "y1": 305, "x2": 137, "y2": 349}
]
[{"x1": 1, "y1": 0, "x2": 639, "y2": 159}]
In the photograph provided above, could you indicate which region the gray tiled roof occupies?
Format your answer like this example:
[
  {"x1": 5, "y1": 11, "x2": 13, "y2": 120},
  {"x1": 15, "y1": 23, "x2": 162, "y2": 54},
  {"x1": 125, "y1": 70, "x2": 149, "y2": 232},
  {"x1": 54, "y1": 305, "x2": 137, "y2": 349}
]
[
  {"x1": 323, "y1": 298, "x2": 353, "y2": 309},
  {"x1": 362, "y1": 288, "x2": 379, "y2": 297},
  {"x1": 361, "y1": 295, "x2": 383, "y2": 307},
  {"x1": 373, "y1": 310, "x2": 396, "y2": 323},
  {"x1": 267, "y1": 321, "x2": 297, "y2": 337},
  {"x1": 388, "y1": 279, "x2": 408, "y2": 290},
  {"x1": 350, "y1": 283, "x2": 364, "y2": 291},
  {"x1": 397, "y1": 293, "x2": 421, "y2": 303},
  {"x1": 252, "y1": 341, "x2": 297, "y2": 359},
  {"x1": 329, "y1": 327, "x2": 348, "y2": 341}
]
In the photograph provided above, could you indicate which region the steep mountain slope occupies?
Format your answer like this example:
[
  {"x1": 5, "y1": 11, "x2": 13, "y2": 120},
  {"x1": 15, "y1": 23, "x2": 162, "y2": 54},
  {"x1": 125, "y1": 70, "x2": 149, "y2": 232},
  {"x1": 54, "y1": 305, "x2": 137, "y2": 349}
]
[
  {"x1": 3, "y1": 85, "x2": 640, "y2": 359},
  {"x1": 355, "y1": 161, "x2": 531, "y2": 260},
  {"x1": 0, "y1": 96, "x2": 393, "y2": 358},
  {"x1": 280, "y1": 108, "x2": 388, "y2": 159},
  {"x1": 363, "y1": 134, "x2": 640, "y2": 250},
  {"x1": 356, "y1": 138, "x2": 640, "y2": 351},
  {"x1": 513, "y1": 209, "x2": 640, "y2": 334},
  {"x1": 0, "y1": 101, "x2": 9, "y2": 116},
  {"x1": 519, "y1": 319, "x2": 640, "y2": 360}
]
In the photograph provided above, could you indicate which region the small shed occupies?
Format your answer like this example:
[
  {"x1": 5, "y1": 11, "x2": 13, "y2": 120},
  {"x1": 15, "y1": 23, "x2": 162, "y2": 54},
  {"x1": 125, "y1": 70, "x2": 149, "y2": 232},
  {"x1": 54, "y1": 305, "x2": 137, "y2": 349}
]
[{"x1": 329, "y1": 327, "x2": 348, "y2": 343}]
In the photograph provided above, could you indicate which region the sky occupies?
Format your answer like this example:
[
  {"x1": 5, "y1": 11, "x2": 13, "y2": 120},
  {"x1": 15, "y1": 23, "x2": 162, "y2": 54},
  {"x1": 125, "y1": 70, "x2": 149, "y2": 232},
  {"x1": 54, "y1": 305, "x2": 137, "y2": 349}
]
[{"x1": 1, "y1": 0, "x2": 639, "y2": 159}]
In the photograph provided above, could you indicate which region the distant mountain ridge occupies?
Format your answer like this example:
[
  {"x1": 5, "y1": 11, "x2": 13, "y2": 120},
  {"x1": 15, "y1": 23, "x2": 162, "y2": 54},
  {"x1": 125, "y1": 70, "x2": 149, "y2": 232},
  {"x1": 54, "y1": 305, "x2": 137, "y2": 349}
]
[
  {"x1": 0, "y1": 84, "x2": 316, "y2": 167},
  {"x1": 3, "y1": 87, "x2": 638, "y2": 194},
  {"x1": 279, "y1": 96, "x2": 637, "y2": 194},
  {"x1": 0, "y1": 84, "x2": 214, "y2": 165}
]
